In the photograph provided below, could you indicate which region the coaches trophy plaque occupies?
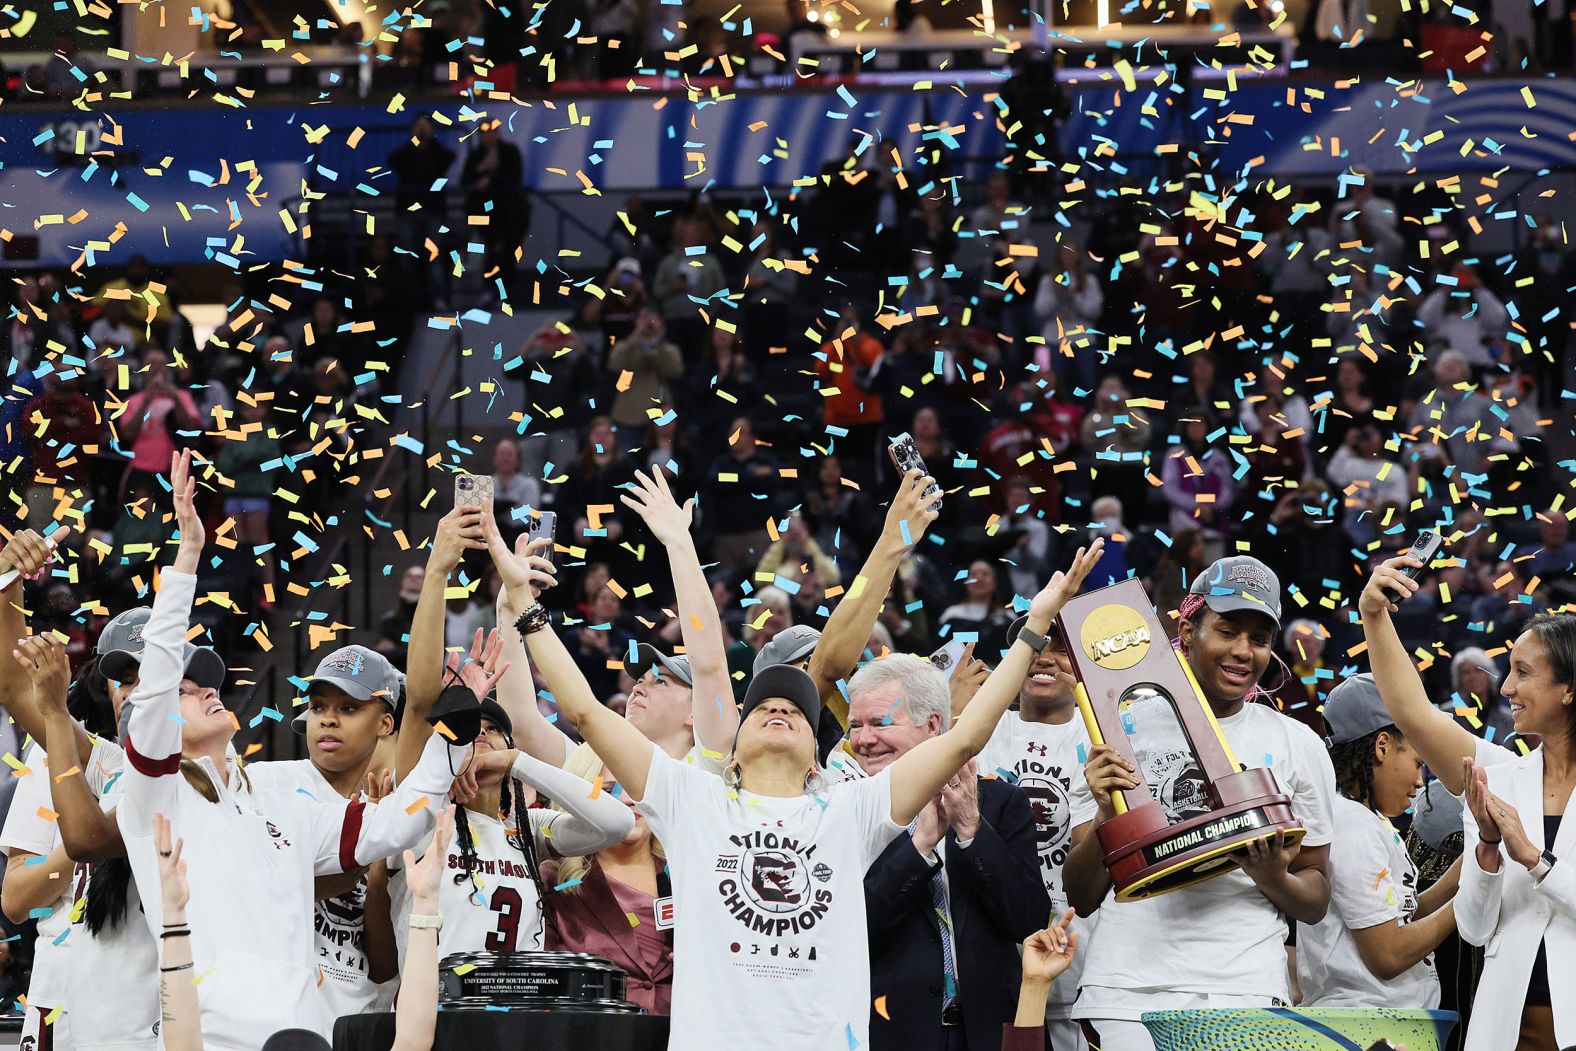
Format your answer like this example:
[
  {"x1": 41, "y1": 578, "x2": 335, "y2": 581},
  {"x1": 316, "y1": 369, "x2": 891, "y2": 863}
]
[
  {"x1": 1056, "y1": 578, "x2": 1304, "y2": 902},
  {"x1": 439, "y1": 951, "x2": 643, "y2": 1013}
]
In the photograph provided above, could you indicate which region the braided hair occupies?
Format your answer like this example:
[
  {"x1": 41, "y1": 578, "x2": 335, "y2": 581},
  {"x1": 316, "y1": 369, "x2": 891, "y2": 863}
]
[
  {"x1": 69, "y1": 655, "x2": 131, "y2": 935},
  {"x1": 1329, "y1": 725, "x2": 1399, "y2": 811},
  {"x1": 1175, "y1": 594, "x2": 1291, "y2": 706},
  {"x1": 451, "y1": 732, "x2": 556, "y2": 948}
]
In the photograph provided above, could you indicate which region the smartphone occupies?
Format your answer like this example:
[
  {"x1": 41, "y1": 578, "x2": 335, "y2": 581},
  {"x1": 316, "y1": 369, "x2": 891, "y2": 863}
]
[
  {"x1": 929, "y1": 639, "x2": 968, "y2": 680},
  {"x1": 454, "y1": 473, "x2": 495, "y2": 509},
  {"x1": 523, "y1": 510, "x2": 557, "y2": 565},
  {"x1": 887, "y1": 433, "x2": 944, "y2": 512},
  {"x1": 1390, "y1": 529, "x2": 1444, "y2": 602}
]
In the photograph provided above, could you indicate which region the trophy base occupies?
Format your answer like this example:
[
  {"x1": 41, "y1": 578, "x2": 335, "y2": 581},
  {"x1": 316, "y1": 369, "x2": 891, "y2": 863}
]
[
  {"x1": 439, "y1": 950, "x2": 640, "y2": 1012},
  {"x1": 1098, "y1": 770, "x2": 1304, "y2": 902}
]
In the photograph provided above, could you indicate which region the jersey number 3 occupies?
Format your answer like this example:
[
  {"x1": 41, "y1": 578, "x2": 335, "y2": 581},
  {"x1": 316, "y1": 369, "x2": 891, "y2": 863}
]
[{"x1": 485, "y1": 886, "x2": 523, "y2": 951}]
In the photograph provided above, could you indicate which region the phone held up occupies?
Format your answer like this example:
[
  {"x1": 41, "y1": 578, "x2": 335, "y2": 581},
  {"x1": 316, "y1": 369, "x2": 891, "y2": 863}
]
[
  {"x1": 887, "y1": 433, "x2": 944, "y2": 514},
  {"x1": 1389, "y1": 529, "x2": 1444, "y2": 603},
  {"x1": 454, "y1": 473, "x2": 496, "y2": 509}
]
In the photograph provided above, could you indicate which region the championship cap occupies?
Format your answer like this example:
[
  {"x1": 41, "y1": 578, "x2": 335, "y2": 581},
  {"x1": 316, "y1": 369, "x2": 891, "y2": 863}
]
[
  {"x1": 306, "y1": 645, "x2": 399, "y2": 705},
  {"x1": 1189, "y1": 555, "x2": 1282, "y2": 629},
  {"x1": 741, "y1": 664, "x2": 822, "y2": 735},
  {"x1": 97, "y1": 607, "x2": 153, "y2": 683},
  {"x1": 1322, "y1": 674, "x2": 1395, "y2": 746},
  {"x1": 752, "y1": 624, "x2": 821, "y2": 677},
  {"x1": 180, "y1": 644, "x2": 228, "y2": 693},
  {"x1": 1412, "y1": 779, "x2": 1465, "y2": 852},
  {"x1": 626, "y1": 643, "x2": 693, "y2": 687}
]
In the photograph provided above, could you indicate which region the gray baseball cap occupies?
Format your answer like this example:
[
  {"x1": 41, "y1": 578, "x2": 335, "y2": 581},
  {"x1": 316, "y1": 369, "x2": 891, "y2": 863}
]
[
  {"x1": 1190, "y1": 555, "x2": 1282, "y2": 629},
  {"x1": 1323, "y1": 673, "x2": 1393, "y2": 745},
  {"x1": 97, "y1": 607, "x2": 153, "y2": 682},
  {"x1": 752, "y1": 624, "x2": 821, "y2": 677},
  {"x1": 627, "y1": 643, "x2": 693, "y2": 687},
  {"x1": 306, "y1": 645, "x2": 399, "y2": 704},
  {"x1": 1412, "y1": 779, "x2": 1464, "y2": 851}
]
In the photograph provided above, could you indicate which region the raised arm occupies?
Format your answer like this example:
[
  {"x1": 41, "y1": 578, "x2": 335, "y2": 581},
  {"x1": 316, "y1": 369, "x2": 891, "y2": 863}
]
[
  {"x1": 887, "y1": 543, "x2": 1103, "y2": 826},
  {"x1": 807, "y1": 468, "x2": 939, "y2": 726},
  {"x1": 0, "y1": 527, "x2": 85, "y2": 753},
  {"x1": 119, "y1": 450, "x2": 203, "y2": 835},
  {"x1": 391, "y1": 806, "x2": 454, "y2": 1051},
  {"x1": 495, "y1": 566, "x2": 575, "y2": 768},
  {"x1": 17, "y1": 636, "x2": 124, "y2": 863},
  {"x1": 154, "y1": 812, "x2": 202, "y2": 1051},
  {"x1": 484, "y1": 514, "x2": 658, "y2": 800},
  {"x1": 395, "y1": 505, "x2": 487, "y2": 782},
  {"x1": 620, "y1": 468, "x2": 737, "y2": 758},
  {"x1": 1360, "y1": 555, "x2": 1481, "y2": 795},
  {"x1": 310, "y1": 731, "x2": 468, "y2": 875},
  {"x1": 511, "y1": 749, "x2": 634, "y2": 856}
]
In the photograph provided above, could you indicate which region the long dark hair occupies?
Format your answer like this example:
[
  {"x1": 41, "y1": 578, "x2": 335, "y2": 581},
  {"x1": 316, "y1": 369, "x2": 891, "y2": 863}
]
[
  {"x1": 73, "y1": 656, "x2": 130, "y2": 935},
  {"x1": 451, "y1": 734, "x2": 555, "y2": 948}
]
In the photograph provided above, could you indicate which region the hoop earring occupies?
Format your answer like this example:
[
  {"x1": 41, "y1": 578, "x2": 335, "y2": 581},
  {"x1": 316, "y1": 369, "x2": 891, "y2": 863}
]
[{"x1": 723, "y1": 761, "x2": 742, "y2": 789}]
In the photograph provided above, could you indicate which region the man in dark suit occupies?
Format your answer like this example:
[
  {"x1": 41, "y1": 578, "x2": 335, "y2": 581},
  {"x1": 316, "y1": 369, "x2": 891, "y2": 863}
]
[{"x1": 847, "y1": 654, "x2": 1050, "y2": 1051}]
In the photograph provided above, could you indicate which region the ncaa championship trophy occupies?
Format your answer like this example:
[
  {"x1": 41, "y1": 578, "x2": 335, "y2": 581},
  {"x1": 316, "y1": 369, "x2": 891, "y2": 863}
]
[{"x1": 1056, "y1": 577, "x2": 1304, "y2": 901}]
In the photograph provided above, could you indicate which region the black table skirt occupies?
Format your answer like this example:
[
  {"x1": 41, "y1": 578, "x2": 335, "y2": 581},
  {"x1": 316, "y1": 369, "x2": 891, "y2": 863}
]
[{"x1": 334, "y1": 1009, "x2": 670, "y2": 1051}]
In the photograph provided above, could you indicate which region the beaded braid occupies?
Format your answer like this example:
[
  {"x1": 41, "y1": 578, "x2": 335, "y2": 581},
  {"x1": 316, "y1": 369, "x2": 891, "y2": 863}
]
[{"x1": 1175, "y1": 594, "x2": 1291, "y2": 705}]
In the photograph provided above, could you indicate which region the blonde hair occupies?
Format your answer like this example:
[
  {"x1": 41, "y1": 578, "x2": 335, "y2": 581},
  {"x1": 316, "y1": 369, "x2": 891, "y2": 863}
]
[
  {"x1": 551, "y1": 743, "x2": 664, "y2": 893},
  {"x1": 182, "y1": 758, "x2": 252, "y2": 803}
]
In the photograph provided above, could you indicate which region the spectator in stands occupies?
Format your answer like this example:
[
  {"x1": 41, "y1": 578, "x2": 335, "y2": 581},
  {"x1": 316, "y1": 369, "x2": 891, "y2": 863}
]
[
  {"x1": 684, "y1": 329, "x2": 761, "y2": 466},
  {"x1": 1160, "y1": 409, "x2": 1236, "y2": 541},
  {"x1": 1085, "y1": 495, "x2": 1134, "y2": 589},
  {"x1": 1169, "y1": 351, "x2": 1230, "y2": 421},
  {"x1": 1271, "y1": 618, "x2": 1331, "y2": 730},
  {"x1": 216, "y1": 398, "x2": 281, "y2": 608},
  {"x1": 702, "y1": 416, "x2": 782, "y2": 573},
  {"x1": 816, "y1": 303, "x2": 885, "y2": 488},
  {"x1": 1033, "y1": 244, "x2": 1104, "y2": 393},
  {"x1": 560, "y1": 416, "x2": 636, "y2": 550},
  {"x1": 117, "y1": 345, "x2": 201, "y2": 495},
  {"x1": 802, "y1": 454, "x2": 878, "y2": 578},
  {"x1": 1408, "y1": 349, "x2": 1493, "y2": 469},
  {"x1": 609, "y1": 311, "x2": 684, "y2": 450},
  {"x1": 1314, "y1": 352, "x2": 1378, "y2": 458},
  {"x1": 742, "y1": 223, "x2": 798, "y2": 355},
  {"x1": 492, "y1": 438, "x2": 543, "y2": 527},
  {"x1": 998, "y1": 477, "x2": 1055, "y2": 599},
  {"x1": 585, "y1": 258, "x2": 647, "y2": 349},
  {"x1": 1326, "y1": 422, "x2": 1407, "y2": 538},
  {"x1": 1260, "y1": 192, "x2": 1333, "y2": 342},
  {"x1": 1447, "y1": 646, "x2": 1512, "y2": 743},
  {"x1": 462, "y1": 119, "x2": 527, "y2": 299},
  {"x1": 756, "y1": 513, "x2": 842, "y2": 591},
  {"x1": 1331, "y1": 168, "x2": 1404, "y2": 267},
  {"x1": 95, "y1": 254, "x2": 174, "y2": 329},
  {"x1": 1243, "y1": 480, "x2": 1358, "y2": 610},
  {"x1": 566, "y1": 587, "x2": 638, "y2": 699},
  {"x1": 651, "y1": 218, "x2": 725, "y2": 355},
  {"x1": 388, "y1": 115, "x2": 457, "y2": 308},
  {"x1": 23, "y1": 370, "x2": 103, "y2": 524},
  {"x1": 510, "y1": 323, "x2": 600, "y2": 478},
  {"x1": 1417, "y1": 266, "x2": 1509, "y2": 370},
  {"x1": 376, "y1": 564, "x2": 426, "y2": 668},
  {"x1": 87, "y1": 299, "x2": 137, "y2": 355},
  {"x1": 1531, "y1": 507, "x2": 1576, "y2": 579},
  {"x1": 938, "y1": 560, "x2": 1014, "y2": 653},
  {"x1": 46, "y1": 34, "x2": 90, "y2": 98},
  {"x1": 1145, "y1": 526, "x2": 1205, "y2": 635},
  {"x1": 781, "y1": 0, "x2": 828, "y2": 59}
]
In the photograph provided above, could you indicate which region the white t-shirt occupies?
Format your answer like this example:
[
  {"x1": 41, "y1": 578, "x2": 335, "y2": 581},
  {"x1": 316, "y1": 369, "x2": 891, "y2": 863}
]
[
  {"x1": 1298, "y1": 795, "x2": 1439, "y2": 1009},
  {"x1": 0, "y1": 744, "x2": 91, "y2": 1008},
  {"x1": 246, "y1": 758, "x2": 386, "y2": 1026},
  {"x1": 1071, "y1": 701, "x2": 1338, "y2": 1016},
  {"x1": 388, "y1": 807, "x2": 553, "y2": 967},
  {"x1": 66, "y1": 750, "x2": 162, "y2": 1051},
  {"x1": 980, "y1": 711, "x2": 1098, "y2": 1017},
  {"x1": 638, "y1": 748, "x2": 903, "y2": 1050}
]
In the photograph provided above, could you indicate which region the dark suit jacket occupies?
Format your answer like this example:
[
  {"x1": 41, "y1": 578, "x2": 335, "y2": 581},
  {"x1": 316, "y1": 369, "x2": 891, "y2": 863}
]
[
  {"x1": 542, "y1": 858, "x2": 674, "y2": 1016},
  {"x1": 865, "y1": 777, "x2": 1050, "y2": 1051}
]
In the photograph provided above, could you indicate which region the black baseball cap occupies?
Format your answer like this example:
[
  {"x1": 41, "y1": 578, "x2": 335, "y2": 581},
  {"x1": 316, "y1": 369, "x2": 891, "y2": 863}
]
[{"x1": 741, "y1": 664, "x2": 822, "y2": 733}]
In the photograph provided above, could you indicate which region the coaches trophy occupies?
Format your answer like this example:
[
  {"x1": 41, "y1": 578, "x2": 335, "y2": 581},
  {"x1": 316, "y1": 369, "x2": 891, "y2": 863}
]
[
  {"x1": 438, "y1": 950, "x2": 643, "y2": 1013},
  {"x1": 1056, "y1": 578, "x2": 1304, "y2": 902}
]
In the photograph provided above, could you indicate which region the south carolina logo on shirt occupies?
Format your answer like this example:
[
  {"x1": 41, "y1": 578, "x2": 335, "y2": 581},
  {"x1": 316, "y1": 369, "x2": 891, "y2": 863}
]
[
  {"x1": 715, "y1": 830, "x2": 834, "y2": 937},
  {"x1": 1008, "y1": 758, "x2": 1075, "y2": 874}
]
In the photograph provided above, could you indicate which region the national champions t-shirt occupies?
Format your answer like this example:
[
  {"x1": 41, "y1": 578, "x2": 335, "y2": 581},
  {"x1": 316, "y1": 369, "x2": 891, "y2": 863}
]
[
  {"x1": 1298, "y1": 795, "x2": 1439, "y2": 1009},
  {"x1": 637, "y1": 748, "x2": 904, "y2": 1050},
  {"x1": 1070, "y1": 701, "x2": 1338, "y2": 1015}
]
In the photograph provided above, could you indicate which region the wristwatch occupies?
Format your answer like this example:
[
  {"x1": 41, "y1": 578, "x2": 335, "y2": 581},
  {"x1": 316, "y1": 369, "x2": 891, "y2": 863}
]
[
  {"x1": 1531, "y1": 849, "x2": 1557, "y2": 884},
  {"x1": 1016, "y1": 627, "x2": 1053, "y2": 654}
]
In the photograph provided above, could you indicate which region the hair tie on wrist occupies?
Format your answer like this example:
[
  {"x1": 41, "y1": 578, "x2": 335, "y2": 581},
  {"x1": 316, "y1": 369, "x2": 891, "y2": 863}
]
[{"x1": 160, "y1": 962, "x2": 194, "y2": 973}]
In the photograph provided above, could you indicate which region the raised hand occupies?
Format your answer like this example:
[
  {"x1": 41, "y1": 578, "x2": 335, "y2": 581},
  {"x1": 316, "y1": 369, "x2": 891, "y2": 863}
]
[
  {"x1": 1359, "y1": 555, "x2": 1422, "y2": 618},
  {"x1": 484, "y1": 516, "x2": 557, "y2": 613},
  {"x1": 947, "y1": 642, "x2": 990, "y2": 716},
  {"x1": 361, "y1": 768, "x2": 394, "y2": 804},
  {"x1": 938, "y1": 760, "x2": 981, "y2": 840},
  {"x1": 153, "y1": 812, "x2": 190, "y2": 915},
  {"x1": 170, "y1": 449, "x2": 204, "y2": 573},
  {"x1": 1028, "y1": 539, "x2": 1105, "y2": 627},
  {"x1": 447, "y1": 627, "x2": 509, "y2": 700},
  {"x1": 1021, "y1": 908, "x2": 1079, "y2": 984},
  {"x1": 0, "y1": 527, "x2": 63, "y2": 587},
  {"x1": 618, "y1": 468, "x2": 694, "y2": 548},
  {"x1": 430, "y1": 505, "x2": 488, "y2": 575},
  {"x1": 1485, "y1": 791, "x2": 1540, "y2": 870},
  {"x1": 14, "y1": 635, "x2": 71, "y2": 715},
  {"x1": 405, "y1": 805, "x2": 455, "y2": 910},
  {"x1": 1462, "y1": 757, "x2": 1501, "y2": 845},
  {"x1": 881, "y1": 468, "x2": 942, "y2": 552}
]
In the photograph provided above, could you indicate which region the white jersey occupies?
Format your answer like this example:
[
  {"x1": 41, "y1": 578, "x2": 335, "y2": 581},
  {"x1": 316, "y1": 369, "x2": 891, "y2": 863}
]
[
  {"x1": 638, "y1": 748, "x2": 904, "y2": 1051},
  {"x1": 1071, "y1": 701, "x2": 1338, "y2": 1017},
  {"x1": 116, "y1": 570, "x2": 467, "y2": 1051},
  {"x1": 246, "y1": 759, "x2": 386, "y2": 1024},
  {"x1": 980, "y1": 711, "x2": 1098, "y2": 1018},
  {"x1": 1, "y1": 744, "x2": 91, "y2": 1010},
  {"x1": 1299, "y1": 795, "x2": 1439, "y2": 1009},
  {"x1": 65, "y1": 750, "x2": 161, "y2": 1051}
]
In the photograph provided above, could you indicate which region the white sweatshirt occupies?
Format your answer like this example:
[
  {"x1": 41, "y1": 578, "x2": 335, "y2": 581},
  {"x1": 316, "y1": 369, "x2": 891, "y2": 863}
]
[{"x1": 115, "y1": 570, "x2": 467, "y2": 1050}]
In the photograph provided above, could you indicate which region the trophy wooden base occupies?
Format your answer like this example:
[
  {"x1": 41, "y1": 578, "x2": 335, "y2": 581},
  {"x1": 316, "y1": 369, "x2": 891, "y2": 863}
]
[{"x1": 1096, "y1": 769, "x2": 1305, "y2": 902}]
